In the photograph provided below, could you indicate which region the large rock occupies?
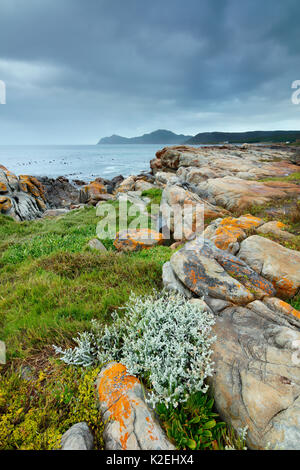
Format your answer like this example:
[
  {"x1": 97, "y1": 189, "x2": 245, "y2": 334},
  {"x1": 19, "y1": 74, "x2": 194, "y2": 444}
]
[
  {"x1": 195, "y1": 176, "x2": 300, "y2": 212},
  {"x1": 79, "y1": 181, "x2": 107, "y2": 205},
  {"x1": 209, "y1": 301, "x2": 300, "y2": 450},
  {"x1": 0, "y1": 165, "x2": 46, "y2": 220},
  {"x1": 238, "y1": 235, "x2": 300, "y2": 299},
  {"x1": 169, "y1": 238, "x2": 275, "y2": 304},
  {"x1": 151, "y1": 145, "x2": 299, "y2": 180},
  {"x1": 203, "y1": 214, "x2": 264, "y2": 254},
  {"x1": 160, "y1": 184, "x2": 228, "y2": 241},
  {"x1": 114, "y1": 228, "x2": 164, "y2": 252},
  {"x1": 37, "y1": 176, "x2": 80, "y2": 208},
  {"x1": 256, "y1": 221, "x2": 295, "y2": 240},
  {"x1": 134, "y1": 180, "x2": 155, "y2": 192},
  {"x1": 162, "y1": 261, "x2": 193, "y2": 298},
  {"x1": 96, "y1": 362, "x2": 175, "y2": 450},
  {"x1": 60, "y1": 422, "x2": 94, "y2": 450},
  {"x1": 115, "y1": 175, "x2": 137, "y2": 193},
  {"x1": 170, "y1": 242, "x2": 255, "y2": 305}
]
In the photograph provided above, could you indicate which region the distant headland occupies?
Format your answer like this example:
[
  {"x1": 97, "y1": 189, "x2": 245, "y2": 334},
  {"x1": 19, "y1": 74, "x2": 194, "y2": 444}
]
[{"x1": 98, "y1": 129, "x2": 300, "y2": 145}]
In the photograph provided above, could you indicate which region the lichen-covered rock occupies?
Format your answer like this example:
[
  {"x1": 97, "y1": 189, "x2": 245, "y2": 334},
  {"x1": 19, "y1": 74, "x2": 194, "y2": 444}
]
[
  {"x1": 204, "y1": 214, "x2": 263, "y2": 253},
  {"x1": 79, "y1": 181, "x2": 107, "y2": 205},
  {"x1": 263, "y1": 297, "x2": 300, "y2": 328},
  {"x1": 96, "y1": 362, "x2": 175, "y2": 450},
  {"x1": 60, "y1": 422, "x2": 94, "y2": 450},
  {"x1": 170, "y1": 241, "x2": 255, "y2": 305},
  {"x1": 0, "y1": 165, "x2": 46, "y2": 220},
  {"x1": 238, "y1": 235, "x2": 300, "y2": 299},
  {"x1": 114, "y1": 228, "x2": 164, "y2": 252},
  {"x1": 195, "y1": 176, "x2": 300, "y2": 212},
  {"x1": 170, "y1": 238, "x2": 275, "y2": 304},
  {"x1": 256, "y1": 221, "x2": 295, "y2": 240},
  {"x1": 208, "y1": 301, "x2": 300, "y2": 450},
  {"x1": 150, "y1": 145, "x2": 299, "y2": 180}
]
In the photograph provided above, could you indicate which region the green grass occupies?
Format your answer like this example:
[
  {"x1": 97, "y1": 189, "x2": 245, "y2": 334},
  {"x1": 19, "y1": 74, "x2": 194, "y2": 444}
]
[
  {"x1": 0, "y1": 208, "x2": 172, "y2": 360},
  {"x1": 290, "y1": 294, "x2": 300, "y2": 311},
  {"x1": 258, "y1": 172, "x2": 300, "y2": 183},
  {"x1": 141, "y1": 188, "x2": 163, "y2": 214},
  {"x1": 141, "y1": 188, "x2": 163, "y2": 205}
]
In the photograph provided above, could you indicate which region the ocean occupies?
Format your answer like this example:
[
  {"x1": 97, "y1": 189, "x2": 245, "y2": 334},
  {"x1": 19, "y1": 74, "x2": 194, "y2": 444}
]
[{"x1": 0, "y1": 144, "x2": 165, "y2": 182}]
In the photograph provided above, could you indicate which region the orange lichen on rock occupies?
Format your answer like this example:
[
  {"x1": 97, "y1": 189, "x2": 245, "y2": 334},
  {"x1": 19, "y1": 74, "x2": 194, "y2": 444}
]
[
  {"x1": 98, "y1": 363, "x2": 139, "y2": 450},
  {"x1": 212, "y1": 215, "x2": 263, "y2": 251},
  {"x1": 114, "y1": 228, "x2": 164, "y2": 252},
  {"x1": 0, "y1": 182, "x2": 8, "y2": 193},
  {"x1": 277, "y1": 299, "x2": 300, "y2": 320},
  {"x1": 0, "y1": 196, "x2": 12, "y2": 213},
  {"x1": 19, "y1": 175, "x2": 46, "y2": 201},
  {"x1": 85, "y1": 181, "x2": 106, "y2": 195},
  {"x1": 264, "y1": 297, "x2": 300, "y2": 321},
  {"x1": 272, "y1": 276, "x2": 298, "y2": 300},
  {"x1": 97, "y1": 362, "x2": 165, "y2": 450}
]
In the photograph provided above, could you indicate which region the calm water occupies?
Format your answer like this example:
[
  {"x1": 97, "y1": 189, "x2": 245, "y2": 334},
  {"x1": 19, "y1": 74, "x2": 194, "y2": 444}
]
[{"x1": 0, "y1": 144, "x2": 165, "y2": 182}]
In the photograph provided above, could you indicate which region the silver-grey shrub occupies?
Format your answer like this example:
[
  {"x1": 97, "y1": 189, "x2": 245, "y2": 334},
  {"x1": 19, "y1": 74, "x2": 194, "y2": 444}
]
[{"x1": 55, "y1": 291, "x2": 216, "y2": 407}]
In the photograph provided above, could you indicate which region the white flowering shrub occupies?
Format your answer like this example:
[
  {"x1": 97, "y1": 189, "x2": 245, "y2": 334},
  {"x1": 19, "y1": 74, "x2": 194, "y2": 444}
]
[{"x1": 55, "y1": 291, "x2": 216, "y2": 407}]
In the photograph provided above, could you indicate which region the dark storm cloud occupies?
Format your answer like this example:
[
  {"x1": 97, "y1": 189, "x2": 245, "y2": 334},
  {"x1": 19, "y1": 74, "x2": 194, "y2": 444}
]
[{"x1": 0, "y1": 0, "x2": 299, "y2": 143}]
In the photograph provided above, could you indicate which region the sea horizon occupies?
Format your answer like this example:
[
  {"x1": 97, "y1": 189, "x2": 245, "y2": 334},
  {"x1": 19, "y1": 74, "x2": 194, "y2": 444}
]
[{"x1": 0, "y1": 143, "x2": 220, "y2": 182}]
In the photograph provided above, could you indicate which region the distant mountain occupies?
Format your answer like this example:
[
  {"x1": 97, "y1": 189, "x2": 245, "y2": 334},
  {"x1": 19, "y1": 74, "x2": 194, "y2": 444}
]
[
  {"x1": 186, "y1": 130, "x2": 300, "y2": 145},
  {"x1": 98, "y1": 129, "x2": 192, "y2": 144}
]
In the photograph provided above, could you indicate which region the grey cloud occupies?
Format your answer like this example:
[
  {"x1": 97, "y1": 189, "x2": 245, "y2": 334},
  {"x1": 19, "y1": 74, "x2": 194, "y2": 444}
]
[{"x1": 0, "y1": 0, "x2": 299, "y2": 143}]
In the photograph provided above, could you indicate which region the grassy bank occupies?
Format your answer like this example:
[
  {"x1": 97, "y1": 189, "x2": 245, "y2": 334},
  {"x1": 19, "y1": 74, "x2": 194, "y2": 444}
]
[{"x1": 0, "y1": 207, "x2": 172, "y2": 360}]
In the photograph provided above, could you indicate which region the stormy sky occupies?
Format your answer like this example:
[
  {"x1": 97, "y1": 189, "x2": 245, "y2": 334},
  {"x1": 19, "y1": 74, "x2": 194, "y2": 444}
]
[{"x1": 0, "y1": 0, "x2": 299, "y2": 144}]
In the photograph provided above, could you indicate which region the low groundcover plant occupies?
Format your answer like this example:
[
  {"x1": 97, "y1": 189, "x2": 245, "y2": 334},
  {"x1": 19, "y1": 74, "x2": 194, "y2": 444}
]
[{"x1": 55, "y1": 291, "x2": 216, "y2": 408}]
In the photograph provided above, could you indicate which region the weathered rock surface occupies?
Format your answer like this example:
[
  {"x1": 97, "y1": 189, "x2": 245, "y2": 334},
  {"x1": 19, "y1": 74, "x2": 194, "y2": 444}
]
[
  {"x1": 37, "y1": 176, "x2": 80, "y2": 208},
  {"x1": 256, "y1": 221, "x2": 295, "y2": 240},
  {"x1": 161, "y1": 211, "x2": 300, "y2": 450},
  {"x1": 160, "y1": 184, "x2": 228, "y2": 241},
  {"x1": 0, "y1": 165, "x2": 46, "y2": 220},
  {"x1": 116, "y1": 175, "x2": 137, "y2": 193},
  {"x1": 155, "y1": 171, "x2": 179, "y2": 186},
  {"x1": 96, "y1": 362, "x2": 175, "y2": 450},
  {"x1": 134, "y1": 180, "x2": 155, "y2": 192},
  {"x1": 162, "y1": 261, "x2": 192, "y2": 298},
  {"x1": 0, "y1": 340, "x2": 5, "y2": 365},
  {"x1": 168, "y1": 238, "x2": 276, "y2": 304},
  {"x1": 114, "y1": 229, "x2": 164, "y2": 252},
  {"x1": 60, "y1": 422, "x2": 94, "y2": 450},
  {"x1": 238, "y1": 235, "x2": 300, "y2": 299},
  {"x1": 87, "y1": 238, "x2": 107, "y2": 251},
  {"x1": 203, "y1": 214, "x2": 264, "y2": 254},
  {"x1": 209, "y1": 302, "x2": 300, "y2": 450},
  {"x1": 151, "y1": 145, "x2": 299, "y2": 179},
  {"x1": 42, "y1": 208, "x2": 70, "y2": 218},
  {"x1": 195, "y1": 176, "x2": 300, "y2": 212},
  {"x1": 79, "y1": 181, "x2": 107, "y2": 205},
  {"x1": 170, "y1": 242, "x2": 254, "y2": 304},
  {"x1": 150, "y1": 145, "x2": 300, "y2": 212}
]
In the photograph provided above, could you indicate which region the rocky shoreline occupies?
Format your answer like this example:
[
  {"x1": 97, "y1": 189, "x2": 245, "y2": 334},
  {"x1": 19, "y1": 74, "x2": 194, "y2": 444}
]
[{"x1": 1, "y1": 143, "x2": 300, "y2": 450}]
